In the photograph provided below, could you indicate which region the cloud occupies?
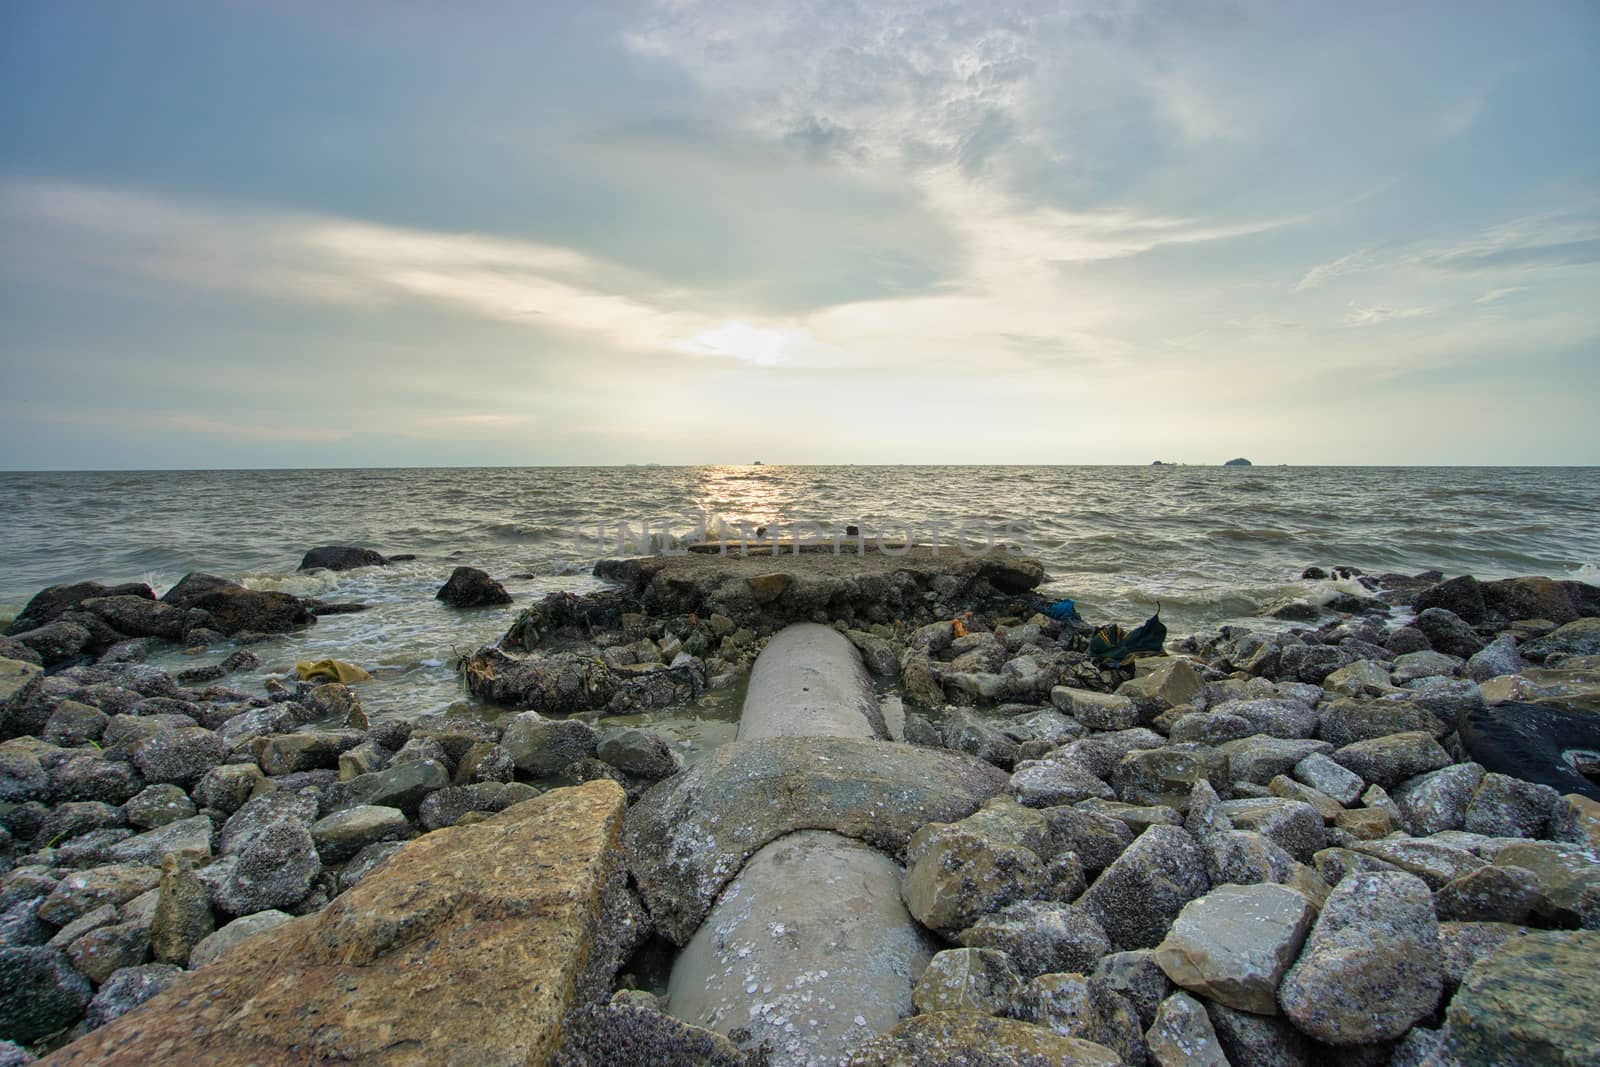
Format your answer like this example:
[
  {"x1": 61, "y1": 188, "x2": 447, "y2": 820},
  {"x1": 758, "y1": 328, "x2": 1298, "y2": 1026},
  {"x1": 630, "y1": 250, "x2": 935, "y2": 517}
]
[
  {"x1": 1344, "y1": 302, "x2": 1435, "y2": 328},
  {"x1": 1473, "y1": 285, "x2": 1532, "y2": 305},
  {"x1": 1298, "y1": 213, "x2": 1600, "y2": 290}
]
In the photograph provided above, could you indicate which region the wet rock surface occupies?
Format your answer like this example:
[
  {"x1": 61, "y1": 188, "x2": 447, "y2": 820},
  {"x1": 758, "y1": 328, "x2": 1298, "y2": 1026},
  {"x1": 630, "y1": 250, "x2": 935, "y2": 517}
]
[{"x1": 1, "y1": 559, "x2": 1598, "y2": 1060}]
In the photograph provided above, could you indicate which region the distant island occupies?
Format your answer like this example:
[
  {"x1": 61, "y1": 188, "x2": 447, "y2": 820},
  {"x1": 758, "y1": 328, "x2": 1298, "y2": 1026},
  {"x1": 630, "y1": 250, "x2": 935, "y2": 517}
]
[{"x1": 1224, "y1": 457, "x2": 1253, "y2": 466}]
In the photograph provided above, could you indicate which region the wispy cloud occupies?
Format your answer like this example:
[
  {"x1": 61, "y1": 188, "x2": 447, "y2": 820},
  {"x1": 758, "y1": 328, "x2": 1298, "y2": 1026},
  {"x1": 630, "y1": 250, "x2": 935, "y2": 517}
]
[
  {"x1": 1344, "y1": 302, "x2": 1435, "y2": 328},
  {"x1": 1298, "y1": 213, "x2": 1600, "y2": 290},
  {"x1": 1473, "y1": 285, "x2": 1532, "y2": 305}
]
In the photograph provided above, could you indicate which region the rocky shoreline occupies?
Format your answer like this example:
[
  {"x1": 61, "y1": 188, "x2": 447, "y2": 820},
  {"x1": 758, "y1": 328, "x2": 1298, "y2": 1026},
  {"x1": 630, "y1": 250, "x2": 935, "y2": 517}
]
[{"x1": 1, "y1": 548, "x2": 1597, "y2": 1064}]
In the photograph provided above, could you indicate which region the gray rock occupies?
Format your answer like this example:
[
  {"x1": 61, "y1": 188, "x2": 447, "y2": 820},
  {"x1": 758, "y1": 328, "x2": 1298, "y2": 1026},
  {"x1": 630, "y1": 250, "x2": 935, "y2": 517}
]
[
  {"x1": 0, "y1": 898, "x2": 52, "y2": 949},
  {"x1": 190, "y1": 763, "x2": 270, "y2": 815},
  {"x1": 1057, "y1": 688, "x2": 1140, "y2": 731},
  {"x1": 499, "y1": 712, "x2": 598, "y2": 777},
  {"x1": 1416, "y1": 608, "x2": 1487, "y2": 659},
  {"x1": 42, "y1": 701, "x2": 109, "y2": 748},
  {"x1": 957, "y1": 900, "x2": 1112, "y2": 979},
  {"x1": 1436, "y1": 865, "x2": 1540, "y2": 924},
  {"x1": 1167, "y1": 711, "x2": 1255, "y2": 745},
  {"x1": 595, "y1": 728, "x2": 680, "y2": 779},
  {"x1": 1391, "y1": 762, "x2": 1484, "y2": 835},
  {"x1": 1415, "y1": 575, "x2": 1487, "y2": 624},
  {"x1": 1152, "y1": 882, "x2": 1315, "y2": 1014},
  {"x1": 1080, "y1": 825, "x2": 1210, "y2": 951},
  {"x1": 186, "y1": 909, "x2": 293, "y2": 969},
  {"x1": 1291, "y1": 752, "x2": 1364, "y2": 805},
  {"x1": 1145, "y1": 991, "x2": 1228, "y2": 1067},
  {"x1": 0, "y1": 1039, "x2": 33, "y2": 1066},
  {"x1": 1112, "y1": 748, "x2": 1208, "y2": 810},
  {"x1": 1091, "y1": 949, "x2": 1173, "y2": 1030},
  {"x1": 1009, "y1": 756, "x2": 1116, "y2": 808},
  {"x1": 941, "y1": 709, "x2": 1022, "y2": 767},
  {"x1": 1386, "y1": 626, "x2": 1433, "y2": 655},
  {"x1": 1522, "y1": 617, "x2": 1600, "y2": 660},
  {"x1": 217, "y1": 791, "x2": 317, "y2": 857},
  {"x1": 1220, "y1": 736, "x2": 1333, "y2": 788},
  {"x1": 45, "y1": 902, "x2": 118, "y2": 949},
  {"x1": 1488, "y1": 840, "x2": 1600, "y2": 928},
  {"x1": 122, "y1": 784, "x2": 196, "y2": 830},
  {"x1": 130, "y1": 727, "x2": 224, "y2": 786},
  {"x1": 1204, "y1": 1000, "x2": 1320, "y2": 1067},
  {"x1": 1005, "y1": 970, "x2": 1098, "y2": 1041},
  {"x1": 1402, "y1": 676, "x2": 1486, "y2": 724},
  {"x1": 205, "y1": 820, "x2": 320, "y2": 916},
  {"x1": 48, "y1": 755, "x2": 142, "y2": 805},
  {"x1": 1353, "y1": 837, "x2": 1487, "y2": 890},
  {"x1": 253, "y1": 730, "x2": 365, "y2": 775},
  {"x1": 37, "y1": 863, "x2": 160, "y2": 926},
  {"x1": 416, "y1": 782, "x2": 540, "y2": 831},
  {"x1": 63, "y1": 916, "x2": 152, "y2": 985},
  {"x1": 31, "y1": 800, "x2": 124, "y2": 851},
  {"x1": 1331, "y1": 730, "x2": 1452, "y2": 788},
  {"x1": 107, "y1": 815, "x2": 213, "y2": 867},
  {"x1": 911, "y1": 947, "x2": 1023, "y2": 1014},
  {"x1": 1465, "y1": 633, "x2": 1523, "y2": 683},
  {"x1": 309, "y1": 805, "x2": 412, "y2": 863},
  {"x1": 326, "y1": 759, "x2": 450, "y2": 816},
  {"x1": 1277, "y1": 871, "x2": 1442, "y2": 1044},
  {"x1": 1208, "y1": 699, "x2": 1320, "y2": 740},
  {"x1": 0, "y1": 749, "x2": 50, "y2": 803},
  {"x1": 1219, "y1": 798, "x2": 1325, "y2": 863},
  {"x1": 0, "y1": 946, "x2": 93, "y2": 1042},
  {"x1": 1463, "y1": 772, "x2": 1560, "y2": 838},
  {"x1": 1316, "y1": 698, "x2": 1448, "y2": 747},
  {"x1": 1392, "y1": 650, "x2": 1465, "y2": 684},
  {"x1": 1322, "y1": 660, "x2": 1394, "y2": 698},
  {"x1": 902, "y1": 825, "x2": 1047, "y2": 935},
  {"x1": 435, "y1": 566, "x2": 512, "y2": 608},
  {"x1": 84, "y1": 962, "x2": 183, "y2": 1028},
  {"x1": 1442, "y1": 929, "x2": 1598, "y2": 1064},
  {"x1": 1039, "y1": 805, "x2": 1135, "y2": 875},
  {"x1": 998, "y1": 708, "x2": 1085, "y2": 748}
]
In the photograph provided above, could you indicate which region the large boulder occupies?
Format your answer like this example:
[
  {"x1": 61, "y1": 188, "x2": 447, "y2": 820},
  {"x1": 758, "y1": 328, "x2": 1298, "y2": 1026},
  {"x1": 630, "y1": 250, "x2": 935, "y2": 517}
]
[
  {"x1": 44, "y1": 781, "x2": 630, "y2": 1066},
  {"x1": 957, "y1": 901, "x2": 1111, "y2": 979},
  {"x1": 911, "y1": 948, "x2": 1023, "y2": 1014},
  {"x1": 1442, "y1": 929, "x2": 1599, "y2": 1065},
  {"x1": 298, "y1": 546, "x2": 389, "y2": 572},
  {"x1": 1277, "y1": 871, "x2": 1442, "y2": 1044},
  {"x1": 5, "y1": 581, "x2": 154, "y2": 636},
  {"x1": 0, "y1": 946, "x2": 93, "y2": 1043},
  {"x1": 1524, "y1": 617, "x2": 1600, "y2": 661},
  {"x1": 1415, "y1": 576, "x2": 1487, "y2": 624},
  {"x1": 160, "y1": 574, "x2": 315, "y2": 636},
  {"x1": 1415, "y1": 608, "x2": 1487, "y2": 659},
  {"x1": 625, "y1": 737, "x2": 1005, "y2": 944},
  {"x1": 1079, "y1": 825, "x2": 1210, "y2": 951},
  {"x1": 435, "y1": 566, "x2": 512, "y2": 608},
  {"x1": 1152, "y1": 883, "x2": 1316, "y2": 1014}
]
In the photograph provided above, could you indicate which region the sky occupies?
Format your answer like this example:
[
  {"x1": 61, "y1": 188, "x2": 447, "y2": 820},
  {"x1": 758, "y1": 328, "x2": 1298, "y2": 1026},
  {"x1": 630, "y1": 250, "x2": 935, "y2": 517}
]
[{"x1": 1, "y1": 1, "x2": 1597, "y2": 469}]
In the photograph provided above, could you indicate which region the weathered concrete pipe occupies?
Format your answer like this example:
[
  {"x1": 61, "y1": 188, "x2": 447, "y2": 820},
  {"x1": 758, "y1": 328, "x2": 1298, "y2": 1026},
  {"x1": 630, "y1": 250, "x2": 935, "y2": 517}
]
[
  {"x1": 736, "y1": 622, "x2": 888, "y2": 741},
  {"x1": 667, "y1": 623, "x2": 935, "y2": 1065}
]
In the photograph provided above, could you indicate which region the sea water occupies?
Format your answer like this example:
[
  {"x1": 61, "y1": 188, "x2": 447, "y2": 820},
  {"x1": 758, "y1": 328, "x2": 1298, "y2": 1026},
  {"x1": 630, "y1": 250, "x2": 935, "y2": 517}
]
[{"x1": 2, "y1": 465, "x2": 1596, "y2": 726}]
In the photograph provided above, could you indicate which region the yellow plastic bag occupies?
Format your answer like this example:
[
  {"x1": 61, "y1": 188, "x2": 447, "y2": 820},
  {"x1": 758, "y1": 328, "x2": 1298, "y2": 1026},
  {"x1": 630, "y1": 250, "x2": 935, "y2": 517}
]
[{"x1": 295, "y1": 659, "x2": 374, "y2": 684}]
